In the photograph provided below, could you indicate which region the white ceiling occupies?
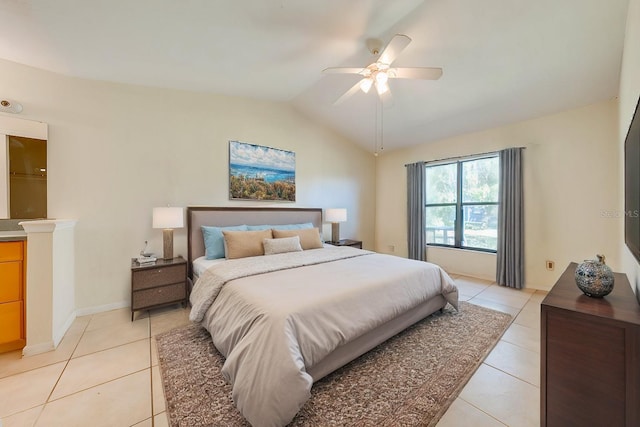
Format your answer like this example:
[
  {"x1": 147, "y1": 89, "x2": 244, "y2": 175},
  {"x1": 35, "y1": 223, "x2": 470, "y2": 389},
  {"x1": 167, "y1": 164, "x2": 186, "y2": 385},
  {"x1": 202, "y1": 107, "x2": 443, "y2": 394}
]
[{"x1": 0, "y1": 0, "x2": 630, "y2": 152}]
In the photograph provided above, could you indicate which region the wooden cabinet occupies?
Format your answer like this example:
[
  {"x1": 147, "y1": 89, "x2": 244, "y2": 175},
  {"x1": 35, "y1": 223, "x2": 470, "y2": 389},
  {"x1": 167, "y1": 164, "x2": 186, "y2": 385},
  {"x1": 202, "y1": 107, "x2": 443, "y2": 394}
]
[
  {"x1": 0, "y1": 240, "x2": 26, "y2": 353},
  {"x1": 131, "y1": 256, "x2": 187, "y2": 320},
  {"x1": 541, "y1": 263, "x2": 640, "y2": 427},
  {"x1": 325, "y1": 239, "x2": 363, "y2": 249}
]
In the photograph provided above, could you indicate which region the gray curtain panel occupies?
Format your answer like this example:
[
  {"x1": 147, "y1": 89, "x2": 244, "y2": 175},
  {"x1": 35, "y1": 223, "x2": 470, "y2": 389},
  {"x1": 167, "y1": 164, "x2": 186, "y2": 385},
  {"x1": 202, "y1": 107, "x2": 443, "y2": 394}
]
[
  {"x1": 496, "y1": 148, "x2": 524, "y2": 288},
  {"x1": 407, "y1": 161, "x2": 426, "y2": 261}
]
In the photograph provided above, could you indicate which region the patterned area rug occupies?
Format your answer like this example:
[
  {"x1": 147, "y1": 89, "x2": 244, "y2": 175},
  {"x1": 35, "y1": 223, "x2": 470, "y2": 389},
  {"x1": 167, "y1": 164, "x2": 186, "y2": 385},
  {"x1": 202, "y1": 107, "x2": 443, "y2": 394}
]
[{"x1": 156, "y1": 301, "x2": 512, "y2": 426}]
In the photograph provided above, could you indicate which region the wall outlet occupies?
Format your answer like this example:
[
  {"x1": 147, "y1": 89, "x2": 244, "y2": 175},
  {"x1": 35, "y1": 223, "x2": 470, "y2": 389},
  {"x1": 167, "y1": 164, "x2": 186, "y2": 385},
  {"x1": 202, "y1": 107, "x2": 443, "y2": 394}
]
[
  {"x1": 546, "y1": 260, "x2": 555, "y2": 271},
  {"x1": 388, "y1": 245, "x2": 395, "y2": 253}
]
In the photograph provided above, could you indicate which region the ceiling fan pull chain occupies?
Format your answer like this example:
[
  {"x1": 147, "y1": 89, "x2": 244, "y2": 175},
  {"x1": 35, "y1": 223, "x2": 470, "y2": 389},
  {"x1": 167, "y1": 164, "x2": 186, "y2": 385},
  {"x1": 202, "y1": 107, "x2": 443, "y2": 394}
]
[{"x1": 380, "y1": 97, "x2": 384, "y2": 153}]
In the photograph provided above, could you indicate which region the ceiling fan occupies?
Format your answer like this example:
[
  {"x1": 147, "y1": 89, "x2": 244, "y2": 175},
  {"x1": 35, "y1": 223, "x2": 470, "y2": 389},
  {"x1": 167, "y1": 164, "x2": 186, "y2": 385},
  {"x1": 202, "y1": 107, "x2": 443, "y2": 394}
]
[{"x1": 323, "y1": 34, "x2": 443, "y2": 105}]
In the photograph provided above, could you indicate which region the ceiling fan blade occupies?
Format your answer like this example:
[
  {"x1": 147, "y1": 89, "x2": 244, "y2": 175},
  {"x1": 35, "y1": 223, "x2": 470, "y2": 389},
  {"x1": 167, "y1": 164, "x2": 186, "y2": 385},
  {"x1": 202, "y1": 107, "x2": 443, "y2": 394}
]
[
  {"x1": 378, "y1": 34, "x2": 411, "y2": 65},
  {"x1": 389, "y1": 67, "x2": 443, "y2": 80},
  {"x1": 322, "y1": 67, "x2": 366, "y2": 75},
  {"x1": 334, "y1": 80, "x2": 364, "y2": 105}
]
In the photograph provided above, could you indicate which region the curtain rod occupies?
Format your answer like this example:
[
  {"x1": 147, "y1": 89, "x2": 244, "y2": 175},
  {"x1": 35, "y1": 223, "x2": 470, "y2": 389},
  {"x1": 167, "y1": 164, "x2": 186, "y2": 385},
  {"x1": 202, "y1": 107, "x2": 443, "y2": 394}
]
[{"x1": 404, "y1": 147, "x2": 526, "y2": 167}]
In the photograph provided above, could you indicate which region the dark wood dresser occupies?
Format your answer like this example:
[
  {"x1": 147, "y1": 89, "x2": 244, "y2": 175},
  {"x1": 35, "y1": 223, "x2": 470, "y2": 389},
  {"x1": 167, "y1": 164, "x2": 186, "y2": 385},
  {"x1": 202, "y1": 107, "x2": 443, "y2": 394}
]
[{"x1": 541, "y1": 262, "x2": 640, "y2": 427}]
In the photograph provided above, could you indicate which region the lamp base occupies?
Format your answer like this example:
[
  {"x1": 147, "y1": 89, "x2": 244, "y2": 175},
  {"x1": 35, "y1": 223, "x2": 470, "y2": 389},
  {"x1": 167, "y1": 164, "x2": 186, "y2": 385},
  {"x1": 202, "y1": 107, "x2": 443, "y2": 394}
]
[
  {"x1": 162, "y1": 229, "x2": 174, "y2": 260},
  {"x1": 331, "y1": 222, "x2": 340, "y2": 243}
]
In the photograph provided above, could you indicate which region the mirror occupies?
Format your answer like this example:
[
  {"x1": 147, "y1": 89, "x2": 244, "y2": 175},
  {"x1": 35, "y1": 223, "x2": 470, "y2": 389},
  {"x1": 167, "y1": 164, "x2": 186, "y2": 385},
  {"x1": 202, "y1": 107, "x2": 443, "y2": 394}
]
[
  {"x1": 8, "y1": 136, "x2": 47, "y2": 218},
  {"x1": 0, "y1": 116, "x2": 48, "y2": 220}
]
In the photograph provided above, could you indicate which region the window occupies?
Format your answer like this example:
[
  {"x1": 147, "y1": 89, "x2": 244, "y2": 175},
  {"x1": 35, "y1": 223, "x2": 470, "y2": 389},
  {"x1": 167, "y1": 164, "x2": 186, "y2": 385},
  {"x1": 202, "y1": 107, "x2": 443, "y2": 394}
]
[{"x1": 425, "y1": 156, "x2": 499, "y2": 251}]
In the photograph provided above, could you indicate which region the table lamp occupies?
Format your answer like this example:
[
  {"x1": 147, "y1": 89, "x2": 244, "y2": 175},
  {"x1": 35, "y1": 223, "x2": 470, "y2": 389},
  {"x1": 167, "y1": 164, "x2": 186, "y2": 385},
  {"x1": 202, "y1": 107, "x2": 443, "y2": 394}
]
[
  {"x1": 325, "y1": 208, "x2": 347, "y2": 243},
  {"x1": 153, "y1": 207, "x2": 184, "y2": 259}
]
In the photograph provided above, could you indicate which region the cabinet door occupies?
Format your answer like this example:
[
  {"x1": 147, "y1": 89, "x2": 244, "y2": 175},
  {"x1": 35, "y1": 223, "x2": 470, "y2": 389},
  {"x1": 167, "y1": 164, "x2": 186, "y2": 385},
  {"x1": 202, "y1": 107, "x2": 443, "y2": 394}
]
[
  {"x1": 0, "y1": 262, "x2": 22, "y2": 302},
  {"x1": 0, "y1": 241, "x2": 23, "y2": 262},
  {"x1": 0, "y1": 301, "x2": 23, "y2": 343}
]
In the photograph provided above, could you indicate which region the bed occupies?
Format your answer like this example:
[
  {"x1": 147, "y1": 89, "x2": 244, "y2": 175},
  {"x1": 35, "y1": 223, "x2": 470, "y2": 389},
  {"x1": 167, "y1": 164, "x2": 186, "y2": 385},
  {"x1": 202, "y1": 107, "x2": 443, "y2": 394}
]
[{"x1": 187, "y1": 207, "x2": 459, "y2": 427}]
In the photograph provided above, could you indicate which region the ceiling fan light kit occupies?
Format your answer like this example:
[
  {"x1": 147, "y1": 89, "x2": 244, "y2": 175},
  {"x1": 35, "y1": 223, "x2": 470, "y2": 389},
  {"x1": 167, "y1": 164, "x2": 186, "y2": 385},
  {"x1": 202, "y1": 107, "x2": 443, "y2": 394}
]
[
  {"x1": 323, "y1": 34, "x2": 443, "y2": 105},
  {"x1": 360, "y1": 78, "x2": 373, "y2": 93}
]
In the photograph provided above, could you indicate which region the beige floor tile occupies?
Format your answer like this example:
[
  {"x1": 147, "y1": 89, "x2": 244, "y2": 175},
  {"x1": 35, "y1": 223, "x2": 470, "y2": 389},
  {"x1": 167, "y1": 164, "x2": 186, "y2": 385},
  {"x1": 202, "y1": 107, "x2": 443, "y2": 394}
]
[
  {"x1": 149, "y1": 303, "x2": 186, "y2": 317},
  {"x1": 151, "y1": 337, "x2": 159, "y2": 366},
  {"x1": 436, "y1": 398, "x2": 506, "y2": 426},
  {"x1": 1, "y1": 405, "x2": 43, "y2": 427},
  {"x1": 484, "y1": 340, "x2": 540, "y2": 386},
  {"x1": 459, "y1": 364, "x2": 539, "y2": 427},
  {"x1": 154, "y1": 412, "x2": 170, "y2": 427},
  {"x1": 528, "y1": 290, "x2": 549, "y2": 303},
  {"x1": 514, "y1": 303, "x2": 540, "y2": 330},
  {"x1": 67, "y1": 315, "x2": 91, "y2": 332},
  {"x1": 501, "y1": 323, "x2": 540, "y2": 354},
  {"x1": 474, "y1": 285, "x2": 533, "y2": 309},
  {"x1": 521, "y1": 298, "x2": 542, "y2": 310},
  {"x1": 72, "y1": 317, "x2": 149, "y2": 358},
  {"x1": 0, "y1": 328, "x2": 83, "y2": 379},
  {"x1": 51, "y1": 339, "x2": 151, "y2": 400},
  {"x1": 455, "y1": 278, "x2": 491, "y2": 299},
  {"x1": 86, "y1": 307, "x2": 145, "y2": 332},
  {"x1": 131, "y1": 418, "x2": 153, "y2": 427},
  {"x1": 457, "y1": 293, "x2": 473, "y2": 302},
  {"x1": 152, "y1": 365, "x2": 166, "y2": 415},
  {"x1": 456, "y1": 275, "x2": 495, "y2": 286},
  {"x1": 150, "y1": 306, "x2": 191, "y2": 337},
  {"x1": 0, "y1": 362, "x2": 65, "y2": 418},
  {"x1": 466, "y1": 297, "x2": 521, "y2": 317},
  {"x1": 35, "y1": 370, "x2": 151, "y2": 427}
]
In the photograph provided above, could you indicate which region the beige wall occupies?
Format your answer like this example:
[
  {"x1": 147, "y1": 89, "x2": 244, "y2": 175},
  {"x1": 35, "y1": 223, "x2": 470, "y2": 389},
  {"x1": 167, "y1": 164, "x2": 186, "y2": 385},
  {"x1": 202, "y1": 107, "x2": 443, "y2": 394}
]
[
  {"x1": 619, "y1": 0, "x2": 640, "y2": 296},
  {"x1": 0, "y1": 59, "x2": 376, "y2": 311},
  {"x1": 376, "y1": 100, "x2": 619, "y2": 290}
]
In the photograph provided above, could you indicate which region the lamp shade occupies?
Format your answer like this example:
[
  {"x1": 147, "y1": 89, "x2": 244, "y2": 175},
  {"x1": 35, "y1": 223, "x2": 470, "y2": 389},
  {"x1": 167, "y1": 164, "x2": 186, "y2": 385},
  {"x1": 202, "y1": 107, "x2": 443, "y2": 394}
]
[
  {"x1": 325, "y1": 208, "x2": 347, "y2": 223},
  {"x1": 152, "y1": 207, "x2": 184, "y2": 229}
]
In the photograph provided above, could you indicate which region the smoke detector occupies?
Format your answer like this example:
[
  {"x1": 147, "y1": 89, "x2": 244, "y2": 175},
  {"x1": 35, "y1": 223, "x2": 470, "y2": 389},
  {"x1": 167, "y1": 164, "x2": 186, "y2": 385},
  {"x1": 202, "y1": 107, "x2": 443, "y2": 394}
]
[{"x1": 0, "y1": 99, "x2": 23, "y2": 114}]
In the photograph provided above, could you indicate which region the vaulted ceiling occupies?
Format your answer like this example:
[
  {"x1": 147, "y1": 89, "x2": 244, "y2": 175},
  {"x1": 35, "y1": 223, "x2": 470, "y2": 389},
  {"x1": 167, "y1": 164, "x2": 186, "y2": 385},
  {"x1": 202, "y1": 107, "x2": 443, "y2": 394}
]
[{"x1": 0, "y1": 0, "x2": 630, "y2": 152}]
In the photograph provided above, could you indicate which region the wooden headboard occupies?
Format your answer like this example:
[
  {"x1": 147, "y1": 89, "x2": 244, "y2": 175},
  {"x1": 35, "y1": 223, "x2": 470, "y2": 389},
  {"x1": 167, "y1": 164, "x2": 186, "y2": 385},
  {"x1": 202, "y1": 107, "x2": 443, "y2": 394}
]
[{"x1": 187, "y1": 206, "x2": 323, "y2": 278}]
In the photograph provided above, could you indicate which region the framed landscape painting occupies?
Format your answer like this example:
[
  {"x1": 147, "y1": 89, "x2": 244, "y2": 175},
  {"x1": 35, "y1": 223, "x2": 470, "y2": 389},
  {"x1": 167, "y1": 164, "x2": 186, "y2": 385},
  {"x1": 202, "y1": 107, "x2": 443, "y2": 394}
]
[{"x1": 229, "y1": 140, "x2": 296, "y2": 201}]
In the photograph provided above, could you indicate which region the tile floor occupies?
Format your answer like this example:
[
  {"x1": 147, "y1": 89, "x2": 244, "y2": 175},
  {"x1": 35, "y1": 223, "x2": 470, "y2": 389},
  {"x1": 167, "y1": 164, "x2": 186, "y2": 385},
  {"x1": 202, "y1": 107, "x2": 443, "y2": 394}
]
[{"x1": 0, "y1": 276, "x2": 545, "y2": 427}]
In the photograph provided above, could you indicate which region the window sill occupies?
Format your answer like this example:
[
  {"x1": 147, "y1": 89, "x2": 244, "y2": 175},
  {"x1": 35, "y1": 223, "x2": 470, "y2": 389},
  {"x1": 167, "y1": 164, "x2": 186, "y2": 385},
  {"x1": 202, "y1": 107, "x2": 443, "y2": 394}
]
[{"x1": 426, "y1": 245, "x2": 497, "y2": 256}]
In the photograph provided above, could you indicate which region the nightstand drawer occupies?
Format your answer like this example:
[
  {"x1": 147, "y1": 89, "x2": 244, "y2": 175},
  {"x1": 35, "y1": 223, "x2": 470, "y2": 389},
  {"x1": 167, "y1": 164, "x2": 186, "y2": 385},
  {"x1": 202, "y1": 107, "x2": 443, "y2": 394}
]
[
  {"x1": 132, "y1": 282, "x2": 186, "y2": 310},
  {"x1": 132, "y1": 265, "x2": 186, "y2": 290},
  {"x1": 0, "y1": 241, "x2": 23, "y2": 262},
  {"x1": 0, "y1": 262, "x2": 22, "y2": 302}
]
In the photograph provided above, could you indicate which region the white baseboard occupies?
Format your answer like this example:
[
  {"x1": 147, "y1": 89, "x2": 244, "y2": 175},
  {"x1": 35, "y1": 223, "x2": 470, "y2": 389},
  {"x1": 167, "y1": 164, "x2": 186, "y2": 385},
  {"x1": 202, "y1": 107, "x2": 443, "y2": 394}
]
[
  {"x1": 75, "y1": 300, "x2": 129, "y2": 317},
  {"x1": 23, "y1": 341, "x2": 55, "y2": 357}
]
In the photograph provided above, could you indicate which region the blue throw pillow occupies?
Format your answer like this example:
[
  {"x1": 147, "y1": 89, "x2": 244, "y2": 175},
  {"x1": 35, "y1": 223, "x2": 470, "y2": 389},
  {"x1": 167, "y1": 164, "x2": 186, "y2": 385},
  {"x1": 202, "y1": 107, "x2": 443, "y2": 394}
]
[{"x1": 202, "y1": 225, "x2": 248, "y2": 259}]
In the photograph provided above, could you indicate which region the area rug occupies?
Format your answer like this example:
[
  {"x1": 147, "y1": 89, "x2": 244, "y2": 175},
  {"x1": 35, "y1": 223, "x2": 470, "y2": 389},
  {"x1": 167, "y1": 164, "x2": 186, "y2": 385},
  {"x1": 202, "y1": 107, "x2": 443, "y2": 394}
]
[{"x1": 155, "y1": 301, "x2": 512, "y2": 426}]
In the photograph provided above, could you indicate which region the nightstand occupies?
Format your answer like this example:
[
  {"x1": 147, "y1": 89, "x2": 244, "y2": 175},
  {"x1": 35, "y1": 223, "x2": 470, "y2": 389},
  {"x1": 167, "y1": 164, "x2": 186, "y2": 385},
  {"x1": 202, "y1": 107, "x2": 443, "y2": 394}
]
[
  {"x1": 131, "y1": 256, "x2": 187, "y2": 321},
  {"x1": 325, "y1": 239, "x2": 362, "y2": 249}
]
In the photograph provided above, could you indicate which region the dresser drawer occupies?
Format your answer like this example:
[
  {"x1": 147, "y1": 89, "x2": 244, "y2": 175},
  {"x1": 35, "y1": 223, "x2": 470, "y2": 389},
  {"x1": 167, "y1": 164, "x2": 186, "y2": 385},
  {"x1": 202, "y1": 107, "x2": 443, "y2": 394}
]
[
  {"x1": 0, "y1": 301, "x2": 23, "y2": 343},
  {"x1": 0, "y1": 241, "x2": 23, "y2": 262},
  {"x1": 132, "y1": 264, "x2": 186, "y2": 291},
  {"x1": 132, "y1": 282, "x2": 186, "y2": 310},
  {"x1": 0, "y1": 262, "x2": 22, "y2": 303}
]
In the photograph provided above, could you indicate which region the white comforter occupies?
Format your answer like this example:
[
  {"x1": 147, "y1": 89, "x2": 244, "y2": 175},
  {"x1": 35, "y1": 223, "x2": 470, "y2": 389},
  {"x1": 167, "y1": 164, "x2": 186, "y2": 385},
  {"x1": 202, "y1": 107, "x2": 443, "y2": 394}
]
[{"x1": 189, "y1": 247, "x2": 458, "y2": 427}]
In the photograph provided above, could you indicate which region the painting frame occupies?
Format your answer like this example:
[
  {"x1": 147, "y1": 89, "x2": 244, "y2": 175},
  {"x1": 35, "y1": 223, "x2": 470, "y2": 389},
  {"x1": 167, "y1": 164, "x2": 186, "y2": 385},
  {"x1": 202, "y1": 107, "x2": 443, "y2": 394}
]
[{"x1": 228, "y1": 140, "x2": 296, "y2": 202}]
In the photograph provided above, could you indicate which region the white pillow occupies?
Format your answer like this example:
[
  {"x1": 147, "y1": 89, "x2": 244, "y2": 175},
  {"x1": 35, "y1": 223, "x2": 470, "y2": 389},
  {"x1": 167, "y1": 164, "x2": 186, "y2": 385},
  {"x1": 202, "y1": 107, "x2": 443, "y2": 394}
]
[{"x1": 263, "y1": 236, "x2": 303, "y2": 255}]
